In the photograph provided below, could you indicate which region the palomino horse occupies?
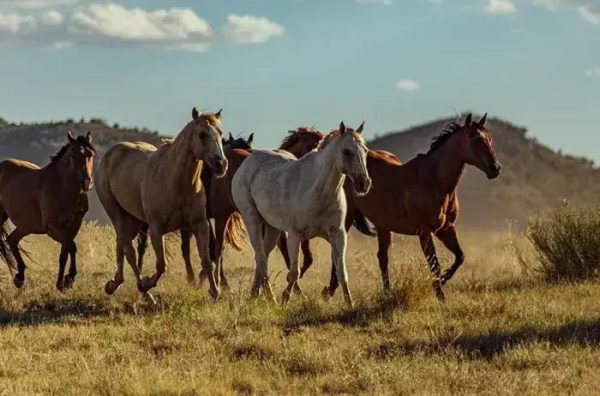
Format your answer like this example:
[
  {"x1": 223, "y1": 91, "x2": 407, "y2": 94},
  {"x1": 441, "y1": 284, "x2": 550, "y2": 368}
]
[
  {"x1": 323, "y1": 114, "x2": 501, "y2": 300},
  {"x1": 0, "y1": 131, "x2": 95, "y2": 290},
  {"x1": 232, "y1": 122, "x2": 371, "y2": 306},
  {"x1": 96, "y1": 108, "x2": 228, "y2": 300},
  {"x1": 135, "y1": 132, "x2": 254, "y2": 283}
]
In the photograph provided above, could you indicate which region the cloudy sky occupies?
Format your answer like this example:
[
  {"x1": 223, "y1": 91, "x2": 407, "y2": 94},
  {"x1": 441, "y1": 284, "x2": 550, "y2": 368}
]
[{"x1": 0, "y1": 0, "x2": 599, "y2": 160}]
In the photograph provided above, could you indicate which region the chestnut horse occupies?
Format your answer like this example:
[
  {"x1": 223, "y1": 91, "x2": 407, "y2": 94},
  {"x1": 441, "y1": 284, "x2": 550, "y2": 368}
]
[
  {"x1": 0, "y1": 131, "x2": 95, "y2": 290},
  {"x1": 322, "y1": 114, "x2": 501, "y2": 300},
  {"x1": 96, "y1": 108, "x2": 228, "y2": 300}
]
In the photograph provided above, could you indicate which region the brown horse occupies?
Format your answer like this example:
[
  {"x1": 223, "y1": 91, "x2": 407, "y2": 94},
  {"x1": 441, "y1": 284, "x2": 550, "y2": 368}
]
[
  {"x1": 321, "y1": 114, "x2": 501, "y2": 300},
  {"x1": 96, "y1": 108, "x2": 228, "y2": 300},
  {"x1": 0, "y1": 131, "x2": 95, "y2": 290}
]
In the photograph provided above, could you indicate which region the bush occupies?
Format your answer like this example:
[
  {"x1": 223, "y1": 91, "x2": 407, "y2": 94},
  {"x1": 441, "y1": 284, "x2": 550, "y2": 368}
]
[{"x1": 527, "y1": 203, "x2": 600, "y2": 282}]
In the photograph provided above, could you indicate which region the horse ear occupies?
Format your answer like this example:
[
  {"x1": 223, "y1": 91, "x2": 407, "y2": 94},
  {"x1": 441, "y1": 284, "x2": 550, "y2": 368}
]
[
  {"x1": 215, "y1": 109, "x2": 222, "y2": 119},
  {"x1": 479, "y1": 113, "x2": 487, "y2": 126},
  {"x1": 464, "y1": 114, "x2": 473, "y2": 128},
  {"x1": 192, "y1": 107, "x2": 199, "y2": 120},
  {"x1": 228, "y1": 132, "x2": 234, "y2": 141},
  {"x1": 86, "y1": 131, "x2": 93, "y2": 143},
  {"x1": 248, "y1": 132, "x2": 254, "y2": 145},
  {"x1": 339, "y1": 121, "x2": 346, "y2": 135},
  {"x1": 67, "y1": 130, "x2": 75, "y2": 143},
  {"x1": 356, "y1": 121, "x2": 365, "y2": 134}
]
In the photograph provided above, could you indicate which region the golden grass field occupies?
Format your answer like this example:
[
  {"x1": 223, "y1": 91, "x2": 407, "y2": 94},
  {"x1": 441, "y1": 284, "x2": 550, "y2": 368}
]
[{"x1": 0, "y1": 223, "x2": 599, "y2": 395}]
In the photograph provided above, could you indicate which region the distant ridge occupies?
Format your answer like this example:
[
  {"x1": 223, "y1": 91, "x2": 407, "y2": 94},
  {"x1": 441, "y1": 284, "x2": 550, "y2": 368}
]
[{"x1": 0, "y1": 116, "x2": 598, "y2": 229}]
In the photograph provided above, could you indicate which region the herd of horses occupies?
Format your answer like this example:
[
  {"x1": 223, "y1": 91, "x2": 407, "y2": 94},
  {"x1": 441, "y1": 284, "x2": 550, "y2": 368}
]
[{"x1": 0, "y1": 108, "x2": 501, "y2": 306}]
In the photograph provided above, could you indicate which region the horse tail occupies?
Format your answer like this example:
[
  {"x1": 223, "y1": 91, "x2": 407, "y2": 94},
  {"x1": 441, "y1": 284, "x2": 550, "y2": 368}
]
[
  {"x1": 224, "y1": 212, "x2": 247, "y2": 251},
  {"x1": 0, "y1": 215, "x2": 16, "y2": 273},
  {"x1": 136, "y1": 223, "x2": 149, "y2": 268},
  {"x1": 353, "y1": 212, "x2": 377, "y2": 237}
]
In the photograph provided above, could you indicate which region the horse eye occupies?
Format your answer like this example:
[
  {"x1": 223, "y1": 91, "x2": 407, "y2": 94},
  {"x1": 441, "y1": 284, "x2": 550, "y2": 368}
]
[{"x1": 343, "y1": 149, "x2": 352, "y2": 157}]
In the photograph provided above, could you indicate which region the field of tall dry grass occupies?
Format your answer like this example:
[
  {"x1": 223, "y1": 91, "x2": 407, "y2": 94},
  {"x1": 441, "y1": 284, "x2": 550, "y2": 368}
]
[{"x1": 1, "y1": 222, "x2": 599, "y2": 395}]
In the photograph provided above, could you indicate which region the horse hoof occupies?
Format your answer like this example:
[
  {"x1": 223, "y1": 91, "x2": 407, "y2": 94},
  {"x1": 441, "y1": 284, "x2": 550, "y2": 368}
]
[
  {"x1": 186, "y1": 275, "x2": 196, "y2": 285},
  {"x1": 13, "y1": 276, "x2": 24, "y2": 289},
  {"x1": 63, "y1": 275, "x2": 75, "y2": 289},
  {"x1": 143, "y1": 292, "x2": 157, "y2": 305},
  {"x1": 104, "y1": 280, "x2": 119, "y2": 295},
  {"x1": 208, "y1": 287, "x2": 220, "y2": 300},
  {"x1": 137, "y1": 277, "x2": 154, "y2": 293},
  {"x1": 56, "y1": 280, "x2": 64, "y2": 292},
  {"x1": 321, "y1": 286, "x2": 331, "y2": 301},
  {"x1": 281, "y1": 290, "x2": 291, "y2": 306}
]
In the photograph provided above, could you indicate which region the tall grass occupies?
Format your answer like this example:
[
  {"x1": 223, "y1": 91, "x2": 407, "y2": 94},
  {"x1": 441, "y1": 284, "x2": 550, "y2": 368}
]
[{"x1": 527, "y1": 204, "x2": 600, "y2": 282}]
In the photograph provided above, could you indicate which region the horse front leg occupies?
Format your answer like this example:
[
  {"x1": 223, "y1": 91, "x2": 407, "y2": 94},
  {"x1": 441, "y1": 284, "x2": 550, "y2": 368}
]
[
  {"x1": 376, "y1": 230, "x2": 392, "y2": 292},
  {"x1": 56, "y1": 243, "x2": 69, "y2": 291},
  {"x1": 62, "y1": 240, "x2": 78, "y2": 289},
  {"x1": 417, "y1": 228, "x2": 445, "y2": 301},
  {"x1": 436, "y1": 225, "x2": 465, "y2": 285},
  {"x1": 180, "y1": 229, "x2": 196, "y2": 285},
  {"x1": 192, "y1": 219, "x2": 220, "y2": 300},
  {"x1": 329, "y1": 229, "x2": 353, "y2": 307},
  {"x1": 282, "y1": 232, "x2": 302, "y2": 305}
]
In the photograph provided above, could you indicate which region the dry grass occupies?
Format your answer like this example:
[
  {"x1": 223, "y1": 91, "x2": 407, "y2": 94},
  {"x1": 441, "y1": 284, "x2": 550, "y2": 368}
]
[{"x1": 0, "y1": 223, "x2": 599, "y2": 395}]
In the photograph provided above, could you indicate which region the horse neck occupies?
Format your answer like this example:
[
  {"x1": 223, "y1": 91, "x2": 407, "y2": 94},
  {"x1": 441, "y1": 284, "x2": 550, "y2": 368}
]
[
  {"x1": 164, "y1": 126, "x2": 203, "y2": 191},
  {"x1": 426, "y1": 136, "x2": 466, "y2": 196},
  {"x1": 43, "y1": 156, "x2": 82, "y2": 200},
  {"x1": 307, "y1": 139, "x2": 344, "y2": 199}
]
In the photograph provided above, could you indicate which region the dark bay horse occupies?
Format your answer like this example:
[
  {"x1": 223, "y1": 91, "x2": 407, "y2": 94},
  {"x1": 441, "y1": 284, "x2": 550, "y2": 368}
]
[
  {"x1": 322, "y1": 114, "x2": 501, "y2": 300},
  {"x1": 0, "y1": 132, "x2": 95, "y2": 290},
  {"x1": 96, "y1": 108, "x2": 228, "y2": 300}
]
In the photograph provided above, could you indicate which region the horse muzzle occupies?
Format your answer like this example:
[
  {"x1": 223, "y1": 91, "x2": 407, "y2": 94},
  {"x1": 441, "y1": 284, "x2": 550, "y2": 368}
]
[
  {"x1": 485, "y1": 162, "x2": 502, "y2": 180},
  {"x1": 80, "y1": 176, "x2": 93, "y2": 192},
  {"x1": 209, "y1": 157, "x2": 228, "y2": 178},
  {"x1": 353, "y1": 176, "x2": 372, "y2": 197}
]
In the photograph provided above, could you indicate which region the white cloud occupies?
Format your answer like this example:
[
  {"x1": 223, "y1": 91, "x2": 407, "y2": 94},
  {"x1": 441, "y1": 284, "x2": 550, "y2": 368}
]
[
  {"x1": 355, "y1": 0, "x2": 393, "y2": 5},
  {"x1": 224, "y1": 14, "x2": 284, "y2": 44},
  {"x1": 0, "y1": 0, "x2": 77, "y2": 10},
  {"x1": 585, "y1": 66, "x2": 600, "y2": 80},
  {"x1": 0, "y1": 2, "x2": 284, "y2": 52},
  {"x1": 532, "y1": 0, "x2": 600, "y2": 24},
  {"x1": 0, "y1": 12, "x2": 36, "y2": 33},
  {"x1": 41, "y1": 10, "x2": 63, "y2": 25},
  {"x1": 484, "y1": 0, "x2": 517, "y2": 16},
  {"x1": 396, "y1": 79, "x2": 420, "y2": 93}
]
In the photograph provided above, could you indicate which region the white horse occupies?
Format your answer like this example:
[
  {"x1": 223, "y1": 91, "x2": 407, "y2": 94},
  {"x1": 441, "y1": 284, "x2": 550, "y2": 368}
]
[{"x1": 232, "y1": 122, "x2": 371, "y2": 306}]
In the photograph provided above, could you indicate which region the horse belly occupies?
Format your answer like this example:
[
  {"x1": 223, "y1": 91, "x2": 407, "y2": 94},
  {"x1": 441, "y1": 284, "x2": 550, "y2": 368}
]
[{"x1": 1, "y1": 180, "x2": 44, "y2": 233}]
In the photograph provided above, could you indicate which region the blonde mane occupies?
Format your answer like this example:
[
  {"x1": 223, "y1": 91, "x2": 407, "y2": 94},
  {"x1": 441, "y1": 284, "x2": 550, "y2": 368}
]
[{"x1": 317, "y1": 129, "x2": 364, "y2": 151}]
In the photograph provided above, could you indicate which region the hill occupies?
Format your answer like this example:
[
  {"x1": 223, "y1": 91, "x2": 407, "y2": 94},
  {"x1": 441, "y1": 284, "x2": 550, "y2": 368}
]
[
  {"x1": 370, "y1": 116, "x2": 600, "y2": 229},
  {"x1": 0, "y1": 118, "x2": 164, "y2": 223},
  {"x1": 0, "y1": 115, "x2": 598, "y2": 229}
]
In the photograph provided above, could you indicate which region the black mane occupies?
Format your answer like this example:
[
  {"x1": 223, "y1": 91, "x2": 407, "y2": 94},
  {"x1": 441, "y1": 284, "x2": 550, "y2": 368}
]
[{"x1": 425, "y1": 122, "x2": 463, "y2": 155}]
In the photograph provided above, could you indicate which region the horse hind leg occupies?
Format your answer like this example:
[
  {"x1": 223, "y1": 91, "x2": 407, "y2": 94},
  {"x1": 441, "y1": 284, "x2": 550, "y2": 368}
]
[
  {"x1": 180, "y1": 229, "x2": 196, "y2": 285},
  {"x1": 277, "y1": 232, "x2": 304, "y2": 296},
  {"x1": 7, "y1": 228, "x2": 29, "y2": 289},
  {"x1": 282, "y1": 231, "x2": 302, "y2": 305},
  {"x1": 436, "y1": 225, "x2": 465, "y2": 285}
]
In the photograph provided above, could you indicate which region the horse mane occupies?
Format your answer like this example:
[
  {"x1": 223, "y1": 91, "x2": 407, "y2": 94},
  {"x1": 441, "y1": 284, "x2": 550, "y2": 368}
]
[
  {"x1": 318, "y1": 129, "x2": 364, "y2": 151},
  {"x1": 279, "y1": 127, "x2": 323, "y2": 150},
  {"x1": 51, "y1": 136, "x2": 96, "y2": 162},
  {"x1": 425, "y1": 122, "x2": 462, "y2": 155},
  {"x1": 199, "y1": 113, "x2": 222, "y2": 128}
]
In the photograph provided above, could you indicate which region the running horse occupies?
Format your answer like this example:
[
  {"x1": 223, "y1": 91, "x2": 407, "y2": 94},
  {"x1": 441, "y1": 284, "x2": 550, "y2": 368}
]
[
  {"x1": 0, "y1": 131, "x2": 95, "y2": 290},
  {"x1": 96, "y1": 108, "x2": 228, "y2": 300},
  {"x1": 232, "y1": 122, "x2": 371, "y2": 306},
  {"x1": 321, "y1": 114, "x2": 501, "y2": 300}
]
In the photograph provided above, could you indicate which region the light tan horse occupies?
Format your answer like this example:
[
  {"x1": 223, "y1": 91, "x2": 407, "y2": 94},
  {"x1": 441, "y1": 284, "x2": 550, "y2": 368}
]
[
  {"x1": 0, "y1": 132, "x2": 95, "y2": 291},
  {"x1": 95, "y1": 108, "x2": 228, "y2": 300}
]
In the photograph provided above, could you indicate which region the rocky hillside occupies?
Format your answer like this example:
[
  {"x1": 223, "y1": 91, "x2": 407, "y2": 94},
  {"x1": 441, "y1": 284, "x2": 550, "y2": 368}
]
[
  {"x1": 0, "y1": 115, "x2": 598, "y2": 230},
  {"x1": 370, "y1": 116, "x2": 600, "y2": 229},
  {"x1": 0, "y1": 118, "x2": 164, "y2": 223}
]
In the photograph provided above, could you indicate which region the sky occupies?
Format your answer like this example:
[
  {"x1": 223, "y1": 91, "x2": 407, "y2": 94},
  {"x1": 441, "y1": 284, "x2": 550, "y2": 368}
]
[{"x1": 0, "y1": 0, "x2": 599, "y2": 161}]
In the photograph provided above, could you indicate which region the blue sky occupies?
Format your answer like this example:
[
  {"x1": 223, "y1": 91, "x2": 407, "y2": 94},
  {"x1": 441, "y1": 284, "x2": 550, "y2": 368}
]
[{"x1": 0, "y1": 0, "x2": 599, "y2": 161}]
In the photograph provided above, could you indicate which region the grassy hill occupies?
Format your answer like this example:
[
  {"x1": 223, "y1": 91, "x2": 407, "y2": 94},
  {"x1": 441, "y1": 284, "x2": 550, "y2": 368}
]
[
  {"x1": 0, "y1": 118, "x2": 164, "y2": 223},
  {"x1": 1, "y1": 115, "x2": 598, "y2": 229},
  {"x1": 370, "y1": 116, "x2": 600, "y2": 229}
]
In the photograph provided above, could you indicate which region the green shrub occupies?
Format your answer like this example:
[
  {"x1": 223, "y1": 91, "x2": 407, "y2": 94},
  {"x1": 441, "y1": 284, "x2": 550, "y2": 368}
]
[{"x1": 527, "y1": 204, "x2": 600, "y2": 282}]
